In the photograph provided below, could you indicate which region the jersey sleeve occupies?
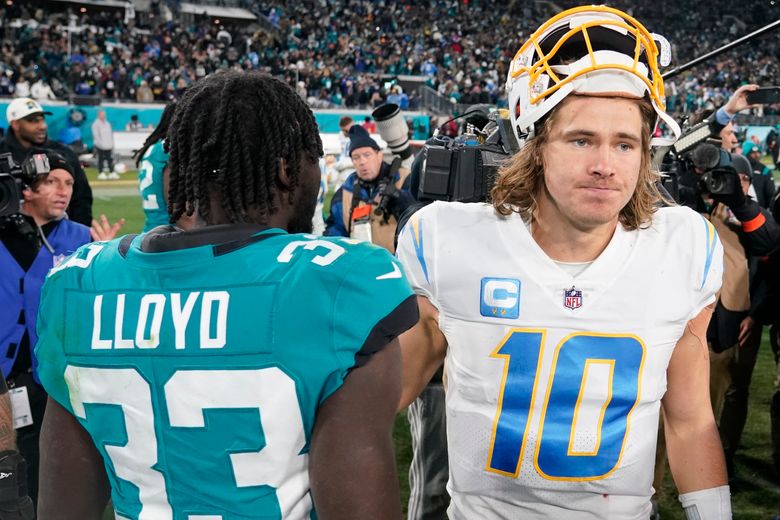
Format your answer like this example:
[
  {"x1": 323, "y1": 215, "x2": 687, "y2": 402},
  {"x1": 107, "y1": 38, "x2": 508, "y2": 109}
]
[
  {"x1": 395, "y1": 203, "x2": 438, "y2": 306},
  {"x1": 332, "y1": 245, "x2": 418, "y2": 371},
  {"x1": 689, "y1": 213, "x2": 724, "y2": 320},
  {"x1": 34, "y1": 266, "x2": 72, "y2": 411}
]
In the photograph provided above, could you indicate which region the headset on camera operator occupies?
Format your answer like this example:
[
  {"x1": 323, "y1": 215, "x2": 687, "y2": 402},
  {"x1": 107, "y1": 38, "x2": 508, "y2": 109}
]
[{"x1": 324, "y1": 108, "x2": 413, "y2": 253}]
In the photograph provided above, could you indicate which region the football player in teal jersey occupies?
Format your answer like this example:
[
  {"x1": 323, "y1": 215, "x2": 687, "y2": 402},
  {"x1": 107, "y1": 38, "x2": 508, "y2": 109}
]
[
  {"x1": 36, "y1": 71, "x2": 417, "y2": 520},
  {"x1": 135, "y1": 102, "x2": 176, "y2": 232}
]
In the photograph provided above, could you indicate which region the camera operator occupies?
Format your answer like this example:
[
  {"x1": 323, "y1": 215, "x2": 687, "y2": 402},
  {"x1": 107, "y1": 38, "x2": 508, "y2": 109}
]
[
  {"x1": 0, "y1": 98, "x2": 93, "y2": 227},
  {"x1": 684, "y1": 126, "x2": 780, "y2": 483},
  {"x1": 0, "y1": 151, "x2": 121, "y2": 506},
  {"x1": 712, "y1": 163, "x2": 780, "y2": 480},
  {"x1": 713, "y1": 85, "x2": 755, "y2": 154},
  {"x1": 324, "y1": 125, "x2": 412, "y2": 252}
]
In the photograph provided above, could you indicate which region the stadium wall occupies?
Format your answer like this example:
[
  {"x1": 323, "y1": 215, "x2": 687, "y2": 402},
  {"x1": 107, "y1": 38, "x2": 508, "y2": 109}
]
[{"x1": 0, "y1": 100, "x2": 431, "y2": 151}]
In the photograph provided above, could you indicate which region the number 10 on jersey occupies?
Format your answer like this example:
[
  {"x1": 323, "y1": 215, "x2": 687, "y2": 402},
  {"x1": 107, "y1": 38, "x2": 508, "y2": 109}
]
[{"x1": 487, "y1": 330, "x2": 645, "y2": 481}]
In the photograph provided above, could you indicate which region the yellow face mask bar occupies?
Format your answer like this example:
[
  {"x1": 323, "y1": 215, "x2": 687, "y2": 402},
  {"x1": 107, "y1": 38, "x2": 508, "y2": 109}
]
[{"x1": 509, "y1": 5, "x2": 666, "y2": 111}]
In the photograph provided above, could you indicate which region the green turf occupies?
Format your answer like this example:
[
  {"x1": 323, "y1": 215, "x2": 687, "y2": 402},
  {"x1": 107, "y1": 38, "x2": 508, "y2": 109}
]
[
  {"x1": 85, "y1": 166, "x2": 138, "y2": 184},
  {"x1": 657, "y1": 332, "x2": 780, "y2": 519},
  {"x1": 92, "y1": 192, "x2": 145, "y2": 235}
]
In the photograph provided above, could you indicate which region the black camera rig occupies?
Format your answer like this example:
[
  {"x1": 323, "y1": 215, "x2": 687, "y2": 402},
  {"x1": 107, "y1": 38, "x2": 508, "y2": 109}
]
[
  {"x1": 0, "y1": 152, "x2": 51, "y2": 223},
  {"x1": 416, "y1": 109, "x2": 519, "y2": 203}
]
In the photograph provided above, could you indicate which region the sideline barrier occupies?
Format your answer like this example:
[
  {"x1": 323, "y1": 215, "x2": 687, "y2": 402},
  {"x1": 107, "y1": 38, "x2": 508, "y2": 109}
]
[{"x1": 0, "y1": 100, "x2": 431, "y2": 149}]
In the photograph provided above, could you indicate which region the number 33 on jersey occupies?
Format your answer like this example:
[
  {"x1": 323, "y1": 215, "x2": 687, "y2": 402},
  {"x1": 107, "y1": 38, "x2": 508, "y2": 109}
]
[{"x1": 36, "y1": 231, "x2": 416, "y2": 519}]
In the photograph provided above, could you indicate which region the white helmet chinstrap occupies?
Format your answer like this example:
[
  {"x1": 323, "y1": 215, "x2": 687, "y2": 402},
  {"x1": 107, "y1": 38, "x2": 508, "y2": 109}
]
[{"x1": 506, "y1": 5, "x2": 681, "y2": 146}]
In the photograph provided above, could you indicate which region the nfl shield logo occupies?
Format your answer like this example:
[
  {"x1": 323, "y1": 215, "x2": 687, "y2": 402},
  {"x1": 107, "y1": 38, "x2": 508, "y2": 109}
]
[{"x1": 563, "y1": 287, "x2": 582, "y2": 310}]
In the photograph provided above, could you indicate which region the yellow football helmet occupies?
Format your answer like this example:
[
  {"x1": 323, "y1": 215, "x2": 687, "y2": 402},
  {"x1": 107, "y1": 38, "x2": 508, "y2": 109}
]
[{"x1": 506, "y1": 5, "x2": 680, "y2": 145}]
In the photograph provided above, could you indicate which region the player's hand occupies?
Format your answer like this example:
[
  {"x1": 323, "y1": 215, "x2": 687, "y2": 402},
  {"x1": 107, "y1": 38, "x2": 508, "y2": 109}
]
[
  {"x1": 90, "y1": 214, "x2": 125, "y2": 242},
  {"x1": 738, "y1": 316, "x2": 754, "y2": 347},
  {"x1": 723, "y1": 84, "x2": 760, "y2": 115}
]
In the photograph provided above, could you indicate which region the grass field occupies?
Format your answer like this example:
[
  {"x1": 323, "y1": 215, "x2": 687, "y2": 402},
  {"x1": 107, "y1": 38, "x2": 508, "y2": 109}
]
[{"x1": 90, "y1": 168, "x2": 780, "y2": 518}]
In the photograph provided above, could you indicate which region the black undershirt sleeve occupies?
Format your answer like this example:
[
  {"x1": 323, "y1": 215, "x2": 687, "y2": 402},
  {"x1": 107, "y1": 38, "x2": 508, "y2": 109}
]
[{"x1": 351, "y1": 294, "x2": 419, "y2": 370}]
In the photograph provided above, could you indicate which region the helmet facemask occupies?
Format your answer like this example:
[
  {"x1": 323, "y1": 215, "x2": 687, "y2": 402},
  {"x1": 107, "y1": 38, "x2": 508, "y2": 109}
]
[{"x1": 507, "y1": 6, "x2": 680, "y2": 146}]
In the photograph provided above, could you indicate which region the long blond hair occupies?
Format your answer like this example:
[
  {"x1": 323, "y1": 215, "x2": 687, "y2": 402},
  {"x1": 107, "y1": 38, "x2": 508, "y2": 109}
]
[{"x1": 491, "y1": 96, "x2": 667, "y2": 230}]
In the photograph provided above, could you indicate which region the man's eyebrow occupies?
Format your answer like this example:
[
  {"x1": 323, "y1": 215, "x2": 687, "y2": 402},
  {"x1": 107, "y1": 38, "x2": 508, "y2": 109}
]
[{"x1": 560, "y1": 129, "x2": 641, "y2": 142}]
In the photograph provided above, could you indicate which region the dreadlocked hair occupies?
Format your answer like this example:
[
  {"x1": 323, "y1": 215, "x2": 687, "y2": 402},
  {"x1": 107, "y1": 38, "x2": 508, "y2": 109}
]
[
  {"x1": 134, "y1": 101, "x2": 177, "y2": 167},
  {"x1": 166, "y1": 71, "x2": 323, "y2": 224}
]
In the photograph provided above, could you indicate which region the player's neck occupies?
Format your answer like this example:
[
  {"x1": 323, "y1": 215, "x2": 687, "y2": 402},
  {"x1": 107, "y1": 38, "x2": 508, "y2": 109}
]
[{"x1": 530, "y1": 211, "x2": 618, "y2": 263}]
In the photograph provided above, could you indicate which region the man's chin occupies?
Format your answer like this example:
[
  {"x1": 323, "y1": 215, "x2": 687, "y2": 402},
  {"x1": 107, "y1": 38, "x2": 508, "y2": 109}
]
[{"x1": 357, "y1": 172, "x2": 379, "y2": 182}]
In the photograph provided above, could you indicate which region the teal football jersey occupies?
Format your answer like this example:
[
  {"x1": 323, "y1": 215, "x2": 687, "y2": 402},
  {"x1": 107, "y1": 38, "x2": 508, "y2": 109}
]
[
  {"x1": 138, "y1": 141, "x2": 169, "y2": 232},
  {"x1": 36, "y1": 228, "x2": 416, "y2": 519}
]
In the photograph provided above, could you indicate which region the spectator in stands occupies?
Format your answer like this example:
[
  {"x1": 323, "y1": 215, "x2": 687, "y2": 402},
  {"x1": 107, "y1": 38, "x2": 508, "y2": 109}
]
[
  {"x1": 0, "y1": 98, "x2": 93, "y2": 226},
  {"x1": 74, "y1": 80, "x2": 93, "y2": 96},
  {"x1": 387, "y1": 86, "x2": 403, "y2": 107},
  {"x1": 14, "y1": 75, "x2": 30, "y2": 98},
  {"x1": 0, "y1": 0, "x2": 778, "y2": 114},
  {"x1": 30, "y1": 77, "x2": 56, "y2": 101},
  {"x1": 136, "y1": 80, "x2": 154, "y2": 102},
  {"x1": 125, "y1": 114, "x2": 144, "y2": 132},
  {"x1": 362, "y1": 116, "x2": 377, "y2": 134},
  {"x1": 91, "y1": 110, "x2": 116, "y2": 180}
]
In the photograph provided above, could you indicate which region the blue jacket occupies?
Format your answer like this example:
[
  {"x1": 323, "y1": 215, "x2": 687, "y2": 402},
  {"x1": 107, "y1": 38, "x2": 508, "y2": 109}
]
[{"x1": 0, "y1": 219, "x2": 90, "y2": 380}]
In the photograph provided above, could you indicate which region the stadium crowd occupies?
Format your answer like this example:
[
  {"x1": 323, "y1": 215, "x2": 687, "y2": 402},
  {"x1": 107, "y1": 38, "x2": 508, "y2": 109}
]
[
  {"x1": 0, "y1": 0, "x2": 778, "y2": 115},
  {"x1": 1, "y1": 2, "x2": 780, "y2": 518}
]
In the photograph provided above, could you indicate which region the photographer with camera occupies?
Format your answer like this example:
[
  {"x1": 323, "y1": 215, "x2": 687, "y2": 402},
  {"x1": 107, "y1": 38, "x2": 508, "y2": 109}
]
[
  {"x1": 0, "y1": 150, "x2": 122, "y2": 507},
  {"x1": 676, "y1": 83, "x2": 780, "y2": 481},
  {"x1": 708, "y1": 153, "x2": 780, "y2": 482},
  {"x1": 0, "y1": 98, "x2": 93, "y2": 227},
  {"x1": 324, "y1": 124, "x2": 412, "y2": 252}
]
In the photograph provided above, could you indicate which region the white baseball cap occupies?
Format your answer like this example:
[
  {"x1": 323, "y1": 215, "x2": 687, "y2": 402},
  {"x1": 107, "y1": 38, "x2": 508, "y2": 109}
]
[{"x1": 6, "y1": 97, "x2": 52, "y2": 122}]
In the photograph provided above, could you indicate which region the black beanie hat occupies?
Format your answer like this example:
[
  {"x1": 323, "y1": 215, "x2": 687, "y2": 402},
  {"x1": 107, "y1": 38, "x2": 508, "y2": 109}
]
[
  {"x1": 348, "y1": 125, "x2": 380, "y2": 156},
  {"x1": 45, "y1": 151, "x2": 75, "y2": 178},
  {"x1": 730, "y1": 153, "x2": 752, "y2": 179}
]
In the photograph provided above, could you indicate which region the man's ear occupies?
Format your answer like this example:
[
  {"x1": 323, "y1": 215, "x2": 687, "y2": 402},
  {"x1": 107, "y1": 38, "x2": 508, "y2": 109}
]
[
  {"x1": 277, "y1": 158, "x2": 292, "y2": 190},
  {"x1": 21, "y1": 186, "x2": 34, "y2": 202}
]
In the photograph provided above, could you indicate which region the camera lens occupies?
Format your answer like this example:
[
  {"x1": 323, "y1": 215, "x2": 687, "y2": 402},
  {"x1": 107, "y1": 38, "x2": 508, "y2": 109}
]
[
  {"x1": 0, "y1": 175, "x2": 20, "y2": 217},
  {"x1": 709, "y1": 175, "x2": 723, "y2": 193}
]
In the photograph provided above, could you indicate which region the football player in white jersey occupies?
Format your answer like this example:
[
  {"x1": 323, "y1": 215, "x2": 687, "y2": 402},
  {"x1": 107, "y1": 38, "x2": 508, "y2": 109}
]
[{"x1": 396, "y1": 6, "x2": 730, "y2": 520}]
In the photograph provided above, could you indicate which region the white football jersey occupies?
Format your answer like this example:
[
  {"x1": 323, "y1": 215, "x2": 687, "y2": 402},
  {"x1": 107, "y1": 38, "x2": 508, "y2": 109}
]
[{"x1": 396, "y1": 202, "x2": 723, "y2": 520}]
